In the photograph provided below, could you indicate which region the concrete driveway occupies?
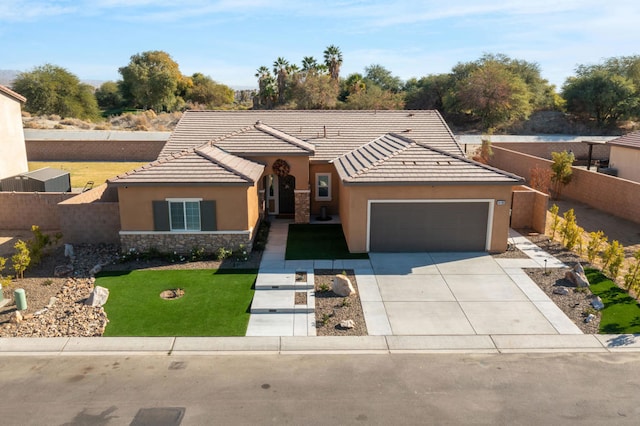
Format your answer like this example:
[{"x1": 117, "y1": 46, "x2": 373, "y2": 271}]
[{"x1": 366, "y1": 252, "x2": 581, "y2": 336}]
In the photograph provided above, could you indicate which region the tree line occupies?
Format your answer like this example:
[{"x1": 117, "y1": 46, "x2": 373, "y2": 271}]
[{"x1": 10, "y1": 47, "x2": 640, "y2": 132}]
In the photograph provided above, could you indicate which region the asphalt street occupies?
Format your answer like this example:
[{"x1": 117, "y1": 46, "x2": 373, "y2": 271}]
[{"x1": 0, "y1": 353, "x2": 639, "y2": 425}]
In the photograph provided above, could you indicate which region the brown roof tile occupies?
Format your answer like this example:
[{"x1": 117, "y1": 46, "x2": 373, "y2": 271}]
[
  {"x1": 0, "y1": 84, "x2": 26, "y2": 103},
  {"x1": 209, "y1": 121, "x2": 314, "y2": 155},
  {"x1": 608, "y1": 131, "x2": 640, "y2": 150}
]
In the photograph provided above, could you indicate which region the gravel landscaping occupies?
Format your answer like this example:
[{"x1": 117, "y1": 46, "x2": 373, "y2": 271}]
[{"x1": 314, "y1": 269, "x2": 367, "y2": 336}]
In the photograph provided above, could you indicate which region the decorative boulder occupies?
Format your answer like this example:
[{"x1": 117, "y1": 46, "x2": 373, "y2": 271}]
[
  {"x1": 85, "y1": 286, "x2": 109, "y2": 307},
  {"x1": 89, "y1": 264, "x2": 103, "y2": 276},
  {"x1": 591, "y1": 296, "x2": 604, "y2": 310},
  {"x1": 553, "y1": 287, "x2": 570, "y2": 295},
  {"x1": 340, "y1": 319, "x2": 355, "y2": 329},
  {"x1": 54, "y1": 264, "x2": 74, "y2": 277},
  {"x1": 565, "y1": 263, "x2": 589, "y2": 288},
  {"x1": 10, "y1": 311, "x2": 23, "y2": 324},
  {"x1": 332, "y1": 274, "x2": 355, "y2": 297}
]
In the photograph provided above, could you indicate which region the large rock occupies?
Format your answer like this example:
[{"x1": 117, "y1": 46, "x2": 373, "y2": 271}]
[
  {"x1": 565, "y1": 263, "x2": 589, "y2": 288},
  {"x1": 332, "y1": 274, "x2": 355, "y2": 297},
  {"x1": 85, "y1": 286, "x2": 109, "y2": 307},
  {"x1": 340, "y1": 319, "x2": 355, "y2": 329},
  {"x1": 553, "y1": 287, "x2": 570, "y2": 295},
  {"x1": 591, "y1": 296, "x2": 604, "y2": 310},
  {"x1": 89, "y1": 264, "x2": 102, "y2": 276}
]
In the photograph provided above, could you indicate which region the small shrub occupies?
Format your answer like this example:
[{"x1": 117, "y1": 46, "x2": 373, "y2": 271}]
[
  {"x1": 29, "y1": 225, "x2": 54, "y2": 265},
  {"x1": 318, "y1": 283, "x2": 330, "y2": 292},
  {"x1": 190, "y1": 247, "x2": 207, "y2": 262},
  {"x1": 341, "y1": 298, "x2": 351, "y2": 307},
  {"x1": 12, "y1": 240, "x2": 31, "y2": 279},
  {"x1": 233, "y1": 244, "x2": 248, "y2": 262},
  {"x1": 42, "y1": 279, "x2": 53, "y2": 286},
  {"x1": 0, "y1": 257, "x2": 12, "y2": 288},
  {"x1": 216, "y1": 247, "x2": 233, "y2": 261},
  {"x1": 602, "y1": 240, "x2": 625, "y2": 280},
  {"x1": 586, "y1": 231, "x2": 607, "y2": 264},
  {"x1": 560, "y1": 209, "x2": 580, "y2": 250},
  {"x1": 623, "y1": 250, "x2": 640, "y2": 292},
  {"x1": 549, "y1": 204, "x2": 560, "y2": 239}
]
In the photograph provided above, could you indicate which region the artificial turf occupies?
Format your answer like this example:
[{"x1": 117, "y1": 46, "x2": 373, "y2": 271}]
[
  {"x1": 97, "y1": 269, "x2": 257, "y2": 336},
  {"x1": 285, "y1": 224, "x2": 369, "y2": 260},
  {"x1": 586, "y1": 268, "x2": 640, "y2": 334}
]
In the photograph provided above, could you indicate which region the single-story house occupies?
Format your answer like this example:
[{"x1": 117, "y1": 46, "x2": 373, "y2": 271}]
[
  {"x1": 0, "y1": 84, "x2": 28, "y2": 180},
  {"x1": 608, "y1": 132, "x2": 640, "y2": 183},
  {"x1": 108, "y1": 110, "x2": 523, "y2": 253}
]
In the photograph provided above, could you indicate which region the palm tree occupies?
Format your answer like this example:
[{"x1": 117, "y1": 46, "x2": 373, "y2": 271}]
[
  {"x1": 255, "y1": 66, "x2": 274, "y2": 108},
  {"x1": 273, "y1": 57, "x2": 289, "y2": 105},
  {"x1": 323, "y1": 45, "x2": 343, "y2": 80},
  {"x1": 301, "y1": 56, "x2": 319, "y2": 74}
]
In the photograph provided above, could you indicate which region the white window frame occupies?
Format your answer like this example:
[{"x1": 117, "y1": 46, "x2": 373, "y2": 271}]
[
  {"x1": 315, "y1": 173, "x2": 332, "y2": 201},
  {"x1": 167, "y1": 198, "x2": 202, "y2": 231}
]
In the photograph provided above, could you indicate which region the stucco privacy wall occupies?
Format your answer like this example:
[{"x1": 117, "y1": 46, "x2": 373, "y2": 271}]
[
  {"x1": 339, "y1": 184, "x2": 513, "y2": 253},
  {"x1": 0, "y1": 192, "x2": 75, "y2": 230},
  {"x1": 511, "y1": 186, "x2": 548, "y2": 233},
  {"x1": 26, "y1": 140, "x2": 166, "y2": 161},
  {"x1": 489, "y1": 146, "x2": 640, "y2": 225},
  {"x1": 0, "y1": 90, "x2": 28, "y2": 179},
  {"x1": 609, "y1": 146, "x2": 640, "y2": 183},
  {"x1": 58, "y1": 184, "x2": 120, "y2": 244}
]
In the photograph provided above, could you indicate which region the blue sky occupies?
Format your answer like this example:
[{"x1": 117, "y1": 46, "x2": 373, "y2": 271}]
[{"x1": 2, "y1": 0, "x2": 639, "y2": 89}]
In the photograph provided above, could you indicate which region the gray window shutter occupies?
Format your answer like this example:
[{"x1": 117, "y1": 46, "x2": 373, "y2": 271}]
[
  {"x1": 200, "y1": 200, "x2": 217, "y2": 231},
  {"x1": 153, "y1": 201, "x2": 170, "y2": 231}
]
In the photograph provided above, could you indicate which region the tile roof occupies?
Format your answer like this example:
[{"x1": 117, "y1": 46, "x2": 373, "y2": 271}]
[
  {"x1": 608, "y1": 131, "x2": 640, "y2": 150},
  {"x1": 108, "y1": 145, "x2": 264, "y2": 186},
  {"x1": 209, "y1": 121, "x2": 314, "y2": 155},
  {"x1": 0, "y1": 84, "x2": 26, "y2": 103},
  {"x1": 160, "y1": 110, "x2": 463, "y2": 159},
  {"x1": 332, "y1": 133, "x2": 523, "y2": 185}
]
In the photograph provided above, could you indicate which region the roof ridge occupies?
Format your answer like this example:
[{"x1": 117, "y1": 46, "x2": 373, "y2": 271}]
[
  {"x1": 195, "y1": 144, "x2": 255, "y2": 183},
  {"x1": 113, "y1": 148, "x2": 194, "y2": 179},
  {"x1": 208, "y1": 126, "x2": 253, "y2": 145},
  {"x1": 254, "y1": 121, "x2": 315, "y2": 152},
  {"x1": 354, "y1": 134, "x2": 415, "y2": 176}
]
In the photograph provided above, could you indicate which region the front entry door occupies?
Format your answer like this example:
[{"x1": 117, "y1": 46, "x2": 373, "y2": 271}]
[{"x1": 278, "y1": 175, "x2": 295, "y2": 215}]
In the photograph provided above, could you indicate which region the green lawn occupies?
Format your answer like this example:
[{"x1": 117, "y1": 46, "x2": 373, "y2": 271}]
[
  {"x1": 285, "y1": 224, "x2": 368, "y2": 260},
  {"x1": 586, "y1": 268, "x2": 640, "y2": 334},
  {"x1": 97, "y1": 269, "x2": 256, "y2": 336}
]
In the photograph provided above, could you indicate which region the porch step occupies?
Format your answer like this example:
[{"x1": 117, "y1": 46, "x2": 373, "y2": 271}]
[
  {"x1": 250, "y1": 289, "x2": 315, "y2": 314},
  {"x1": 254, "y1": 270, "x2": 314, "y2": 290}
]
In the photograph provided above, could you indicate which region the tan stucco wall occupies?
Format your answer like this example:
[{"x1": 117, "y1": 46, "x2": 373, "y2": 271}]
[
  {"x1": 117, "y1": 185, "x2": 254, "y2": 231},
  {"x1": 340, "y1": 184, "x2": 514, "y2": 253},
  {"x1": 309, "y1": 163, "x2": 340, "y2": 216},
  {"x1": 609, "y1": 146, "x2": 640, "y2": 183},
  {"x1": 246, "y1": 184, "x2": 260, "y2": 233},
  {"x1": 0, "y1": 92, "x2": 28, "y2": 180}
]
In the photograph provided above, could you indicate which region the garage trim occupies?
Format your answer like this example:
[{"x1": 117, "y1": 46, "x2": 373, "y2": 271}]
[{"x1": 366, "y1": 199, "x2": 495, "y2": 252}]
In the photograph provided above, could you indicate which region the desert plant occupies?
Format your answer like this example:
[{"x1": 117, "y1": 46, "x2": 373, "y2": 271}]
[
  {"x1": 549, "y1": 204, "x2": 560, "y2": 239},
  {"x1": 529, "y1": 166, "x2": 553, "y2": 194},
  {"x1": 586, "y1": 231, "x2": 608, "y2": 264},
  {"x1": 550, "y1": 150, "x2": 575, "y2": 199},
  {"x1": 216, "y1": 247, "x2": 233, "y2": 261},
  {"x1": 12, "y1": 240, "x2": 31, "y2": 279},
  {"x1": 623, "y1": 250, "x2": 640, "y2": 292},
  {"x1": 341, "y1": 297, "x2": 351, "y2": 307},
  {"x1": 0, "y1": 257, "x2": 12, "y2": 288},
  {"x1": 602, "y1": 240, "x2": 625, "y2": 280},
  {"x1": 29, "y1": 225, "x2": 52, "y2": 265},
  {"x1": 560, "y1": 209, "x2": 580, "y2": 250},
  {"x1": 318, "y1": 282, "x2": 330, "y2": 292}
]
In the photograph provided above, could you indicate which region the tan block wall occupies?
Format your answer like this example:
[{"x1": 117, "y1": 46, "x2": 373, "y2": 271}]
[
  {"x1": 511, "y1": 186, "x2": 548, "y2": 233},
  {"x1": 0, "y1": 93, "x2": 28, "y2": 179},
  {"x1": 493, "y1": 142, "x2": 610, "y2": 161},
  {"x1": 0, "y1": 192, "x2": 75, "y2": 230},
  {"x1": 609, "y1": 146, "x2": 640, "y2": 183},
  {"x1": 340, "y1": 184, "x2": 513, "y2": 253},
  {"x1": 489, "y1": 146, "x2": 640, "y2": 225},
  {"x1": 26, "y1": 140, "x2": 166, "y2": 161},
  {"x1": 309, "y1": 163, "x2": 340, "y2": 216},
  {"x1": 58, "y1": 184, "x2": 121, "y2": 244}
]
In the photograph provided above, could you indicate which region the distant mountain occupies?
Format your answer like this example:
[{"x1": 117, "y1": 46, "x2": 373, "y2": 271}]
[{"x1": 0, "y1": 69, "x2": 20, "y2": 86}]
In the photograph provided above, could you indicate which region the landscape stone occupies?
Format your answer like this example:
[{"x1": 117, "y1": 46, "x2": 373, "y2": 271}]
[
  {"x1": 10, "y1": 311, "x2": 22, "y2": 324},
  {"x1": 89, "y1": 264, "x2": 103, "y2": 276},
  {"x1": 85, "y1": 286, "x2": 109, "y2": 307},
  {"x1": 340, "y1": 319, "x2": 355, "y2": 329},
  {"x1": 591, "y1": 296, "x2": 604, "y2": 310},
  {"x1": 64, "y1": 244, "x2": 75, "y2": 259},
  {"x1": 553, "y1": 287, "x2": 570, "y2": 295},
  {"x1": 54, "y1": 264, "x2": 74, "y2": 277},
  {"x1": 585, "y1": 313, "x2": 596, "y2": 323},
  {"x1": 565, "y1": 263, "x2": 589, "y2": 287},
  {"x1": 332, "y1": 274, "x2": 355, "y2": 297}
]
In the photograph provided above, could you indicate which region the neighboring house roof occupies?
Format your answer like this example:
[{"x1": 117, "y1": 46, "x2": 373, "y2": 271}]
[
  {"x1": 608, "y1": 131, "x2": 640, "y2": 151},
  {"x1": 108, "y1": 145, "x2": 264, "y2": 186},
  {"x1": 0, "y1": 84, "x2": 26, "y2": 103},
  {"x1": 23, "y1": 129, "x2": 171, "y2": 142},
  {"x1": 209, "y1": 121, "x2": 314, "y2": 156},
  {"x1": 332, "y1": 133, "x2": 523, "y2": 185},
  {"x1": 160, "y1": 110, "x2": 463, "y2": 159}
]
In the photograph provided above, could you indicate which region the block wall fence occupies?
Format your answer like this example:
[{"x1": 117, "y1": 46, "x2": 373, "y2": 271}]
[{"x1": 26, "y1": 140, "x2": 166, "y2": 161}]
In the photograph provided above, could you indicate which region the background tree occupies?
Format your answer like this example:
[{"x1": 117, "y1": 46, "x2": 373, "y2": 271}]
[
  {"x1": 118, "y1": 50, "x2": 183, "y2": 112},
  {"x1": 364, "y1": 64, "x2": 403, "y2": 92},
  {"x1": 254, "y1": 66, "x2": 276, "y2": 109},
  {"x1": 404, "y1": 74, "x2": 451, "y2": 110},
  {"x1": 550, "y1": 150, "x2": 575, "y2": 199},
  {"x1": 184, "y1": 73, "x2": 234, "y2": 108},
  {"x1": 273, "y1": 57, "x2": 290, "y2": 105},
  {"x1": 95, "y1": 81, "x2": 124, "y2": 111},
  {"x1": 344, "y1": 85, "x2": 404, "y2": 110},
  {"x1": 12, "y1": 64, "x2": 100, "y2": 119},
  {"x1": 323, "y1": 45, "x2": 343, "y2": 81},
  {"x1": 339, "y1": 73, "x2": 366, "y2": 102},
  {"x1": 289, "y1": 74, "x2": 339, "y2": 109}
]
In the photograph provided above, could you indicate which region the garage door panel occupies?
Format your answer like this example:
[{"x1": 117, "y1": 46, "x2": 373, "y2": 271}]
[{"x1": 370, "y1": 202, "x2": 489, "y2": 252}]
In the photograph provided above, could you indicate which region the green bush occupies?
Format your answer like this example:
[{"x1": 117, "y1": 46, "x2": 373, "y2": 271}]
[
  {"x1": 602, "y1": 240, "x2": 625, "y2": 280},
  {"x1": 12, "y1": 240, "x2": 31, "y2": 279},
  {"x1": 586, "y1": 231, "x2": 607, "y2": 264},
  {"x1": 560, "y1": 208, "x2": 580, "y2": 250}
]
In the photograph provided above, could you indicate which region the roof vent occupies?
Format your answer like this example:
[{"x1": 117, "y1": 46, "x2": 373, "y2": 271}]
[
  {"x1": 403, "y1": 128, "x2": 412, "y2": 133},
  {"x1": 408, "y1": 113, "x2": 415, "y2": 117},
  {"x1": 256, "y1": 120, "x2": 262, "y2": 125}
]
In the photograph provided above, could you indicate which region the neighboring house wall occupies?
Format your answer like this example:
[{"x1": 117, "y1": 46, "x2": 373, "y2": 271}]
[
  {"x1": 609, "y1": 146, "x2": 640, "y2": 183},
  {"x1": 0, "y1": 192, "x2": 75, "y2": 230},
  {"x1": 58, "y1": 184, "x2": 120, "y2": 244},
  {"x1": 339, "y1": 184, "x2": 513, "y2": 253},
  {"x1": 116, "y1": 184, "x2": 259, "y2": 254},
  {"x1": 26, "y1": 140, "x2": 166, "y2": 161},
  {"x1": 511, "y1": 186, "x2": 548, "y2": 234},
  {"x1": 309, "y1": 163, "x2": 340, "y2": 216},
  {"x1": 0, "y1": 90, "x2": 28, "y2": 179},
  {"x1": 489, "y1": 146, "x2": 640, "y2": 225}
]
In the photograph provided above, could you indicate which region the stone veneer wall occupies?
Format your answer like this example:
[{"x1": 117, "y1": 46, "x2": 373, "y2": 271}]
[
  {"x1": 120, "y1": 232, "x2": 252, "y2": 255},
  {"x1": 294, "y1": 190, "x2": 310, "y2": 224}
]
